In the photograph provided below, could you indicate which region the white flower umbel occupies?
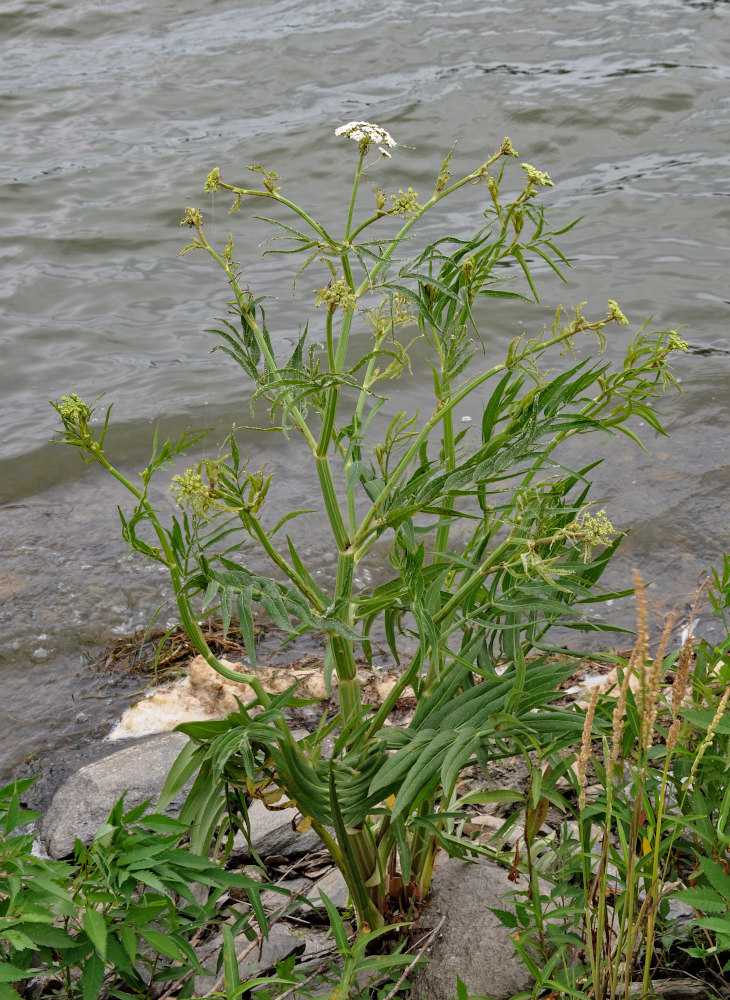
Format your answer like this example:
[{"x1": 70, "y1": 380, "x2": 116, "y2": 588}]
[{"x1": 335, "y1": 121, "x2": 397, "y2": 149}]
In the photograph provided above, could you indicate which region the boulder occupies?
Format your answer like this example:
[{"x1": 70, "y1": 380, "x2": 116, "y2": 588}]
[
  {"x1": 38, "y1": 731, "x2": 190, "y2": 858},
  {"x1": 409, "y1": 858, "x2": 543, "y2": 1000}
]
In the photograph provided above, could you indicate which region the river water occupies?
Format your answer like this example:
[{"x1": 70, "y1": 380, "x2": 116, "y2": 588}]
[{"x1": 2, "y1": 0, "x2": 730, "y2": 781}]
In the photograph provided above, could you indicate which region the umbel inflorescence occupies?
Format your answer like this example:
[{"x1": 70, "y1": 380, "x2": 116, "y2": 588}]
[{"x1": 334, "y1": 120, "x2": 397, "y2": 153}]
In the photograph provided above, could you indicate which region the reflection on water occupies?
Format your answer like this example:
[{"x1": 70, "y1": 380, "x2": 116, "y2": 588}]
[{"x1": 2, "y1": 0, "x2": 730, "y2": 779}]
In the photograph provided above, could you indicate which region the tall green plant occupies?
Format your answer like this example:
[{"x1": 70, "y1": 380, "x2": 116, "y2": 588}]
[{"x1": 53, "y1": 123, "x2": 686, "y2": 930}]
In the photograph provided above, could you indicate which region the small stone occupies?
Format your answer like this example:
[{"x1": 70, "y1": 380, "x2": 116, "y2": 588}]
[
  {"x1": 665, "y1": 895, "x2": 696, "y2": 926},
  {"x1": 31, "y1": 648, "x2": 49, "y2": 662},
  {"x1": 259, "y1": 877, "x2": 312, "y2": 912},
  {"x1": 74, "y1": 713, "x2": 88, "y2": 724},
  {"x1": 301, "y1": 867, "x2": 349, "y2": 914}
]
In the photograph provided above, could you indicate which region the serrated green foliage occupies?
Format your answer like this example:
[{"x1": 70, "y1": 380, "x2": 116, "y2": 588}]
[{"x1": 0, "y1": 781, "x2": 264, "y2": 1000}]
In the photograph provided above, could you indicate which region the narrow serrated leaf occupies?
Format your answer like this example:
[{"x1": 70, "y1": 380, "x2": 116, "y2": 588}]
[{"x1": 83, "y1": 908, "x2": 108, "y2": 960}]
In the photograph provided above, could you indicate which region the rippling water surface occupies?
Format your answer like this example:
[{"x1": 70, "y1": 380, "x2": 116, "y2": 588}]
[{"x1": 2, "y1": 0, "x2": 729, "y2": 779}]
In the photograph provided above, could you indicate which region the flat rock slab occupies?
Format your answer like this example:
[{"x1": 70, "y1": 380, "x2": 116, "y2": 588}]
[
  {"x1": 410, "y1": 857, "x2": 540, "y2": 1000},
  {"x1": 39, "y1": 732, "x2": 190, "y2": 858},
  {"x1": 20, "y1": 729, "x2": 128, "y2": 815},
  {"x1": 304, "y1": 867, "x2": 349, "y2": 913}
]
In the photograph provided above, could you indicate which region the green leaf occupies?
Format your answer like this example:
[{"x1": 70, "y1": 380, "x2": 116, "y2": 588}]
[
  {"x1": 139, "y1": 814, "x2": 189, "y2": 834},
  {"x1": 679, "y1": 708, "x2": 730, "y2": 735},
  {"x1": 319, "y1": 892, "x2": 350, "y2": 955},
  {"x1": 0, "y1": 986, "x2": 23, "y2": 1000},
  {"x1": 269, "y1": 508, "x2": 316, "y2": 538},
  {"x1": 118, "y1": 925, "x2": 137, "y2": 964},
  {"x1": 0, "y1": 966, "x2": 35, "y2": 985},
  {"x1": 460, "y1": 789, "x2": 525, "y2": 806},
  {"x1": 140, "y1": 927, "x2": 186, "y2": 962},
  {"x1": 80, "y1": 954, "x2": 104, "y2": 1000},
  {"x1": 157, "y1": 740, "x2": 204, "y2": 813},
  {"x1": 0, "y1": 929, "x2": 36, "y2": 952},
  {"x1": 105, "y1": 936, "x2": 132, "y2": 975},
  {"x1": 133, "y1": 870, "x2": 170, "y2": 895},
  {"x1": 222, "y1": 925, "x2": 241, "y2": 995},
  {"x1": 696, "y1": 916, "x2": 730, "y2": 939},
  {"x1": 677, "y1": 887, "x2": 726, "y2": 913},
  {"x1": 83, "y1": 908, "x2": 108, "y2": 961},
  {"x1": 698, "y1": 856, "x2": 730, "y2": 902},
  {"x1": 13, "y1": 924, "x2": 77, "y2": 950}
]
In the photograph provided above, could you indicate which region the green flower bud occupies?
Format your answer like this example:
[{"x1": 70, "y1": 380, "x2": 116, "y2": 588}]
[
  {"x1": 315, "y1": 277, "x2": 357, "y2": 315},
  {"x1": 56, "y1": 393, "x2": 89, "y2": 422},
  {"x1": 204, "y1": 167, "x2": 221, "y2": 193},
  {"x1": 390, "y1": 187, "x2": 421, "y2": 218},
  {"x1": 667, "y1": 331, "x2": 688, "y2": 353},
  {"x1": 521, "y1": 163, "x2": 554, "y2": 187},
  {"x1": 608, "y1": 299, "x2": 629, "y2": 325}
]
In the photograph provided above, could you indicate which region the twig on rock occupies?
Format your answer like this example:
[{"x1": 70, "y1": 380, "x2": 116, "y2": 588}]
[
  {"x1": 379, "y1": 915, "x2": 446, "y2": 1000},
  {"x1": 274, "y1": 957, "x2": 335, "y2": 1000},
  {"x1": 201, "y1": 894, "x2": 296, "y2": 998}
]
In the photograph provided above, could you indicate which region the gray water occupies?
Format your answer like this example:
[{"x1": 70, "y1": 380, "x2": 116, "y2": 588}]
[{"x1": 2, "y1": 0, "x2": 730, "y2": 781}]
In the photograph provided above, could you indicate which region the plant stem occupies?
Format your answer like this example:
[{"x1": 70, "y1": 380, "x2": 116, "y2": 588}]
[
  {"x1": 218, "y1": 181, "x2": 336, "y2": 245},
  {"x1": 86, "y1": 442, "x2": 274, "y2": 701},
  {"x1": 345, "y1": 149, "x2": 366, "y2": 241}
]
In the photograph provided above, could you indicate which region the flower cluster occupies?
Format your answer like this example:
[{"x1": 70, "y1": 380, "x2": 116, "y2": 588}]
[
  {"x1": 608, "y1": 299, "x2": 629, "y2": 325},
  {"x1": 667, "y1": 331, "x2": 688, "y2": 353},
  {"x1": 391, "y1": 187, "x2": 421, "y2": 218},
  {"x1": 335, "y1": 121, "x2": 397, "y2": 151},
  {"x1": 180, "y1": 206, "x2": 203, "y2": 229},
  {"x1": 56, "y1": 394, "x2": 89, "y2": 423},
  {"x1": 170, "y1": 467, "x2": 214, "y2": 518},
  {"x1": 566, "y1": 508, "x2": 620, "y2": 561},
  {"x1": 315, "y1": 277, "x2": 357, "y2": 315},
  {"x1": 521, "y1": 163, "x2": 554, "y2": 188},
  {"x1": 204, "y1": 167, "x2": 221, "y2": 194}
]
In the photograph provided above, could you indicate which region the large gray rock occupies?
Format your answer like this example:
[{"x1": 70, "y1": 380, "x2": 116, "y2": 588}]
[
  {"x1": 409, "y1": 858, "x2": 542, "y2": 1000},
  {"x1": 39, "y1": 732, "x2": 190, "y2": 858}
]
